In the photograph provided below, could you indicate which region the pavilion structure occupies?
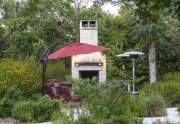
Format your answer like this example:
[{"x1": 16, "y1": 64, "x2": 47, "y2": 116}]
[{"x1": 71, "y1": 20, "x2": 107, "y2": 82}]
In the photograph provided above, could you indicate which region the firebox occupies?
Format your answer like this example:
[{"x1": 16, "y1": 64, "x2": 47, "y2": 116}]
[
  {"x1": 71, "y1": 20, "x2": 107, "y2": 83},
  {"x1": 79, "y1": 70, "x2": 99, "y2": 80}
]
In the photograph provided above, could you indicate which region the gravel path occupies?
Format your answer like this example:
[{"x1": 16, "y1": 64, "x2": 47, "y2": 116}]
[{"x1": 0, "y1": 118, "x2": 21, "y2": 124}]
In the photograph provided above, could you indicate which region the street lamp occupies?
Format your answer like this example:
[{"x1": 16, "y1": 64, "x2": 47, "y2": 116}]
[
  {"x1": 117, "y1": 51, "x2": 144, "y2": 94},
  {"x1": 117, "y1": 53, "x2": 130, "y2": 92},
  {"x1": 40, "y1": 51, "x2": 49, "y2": 95}
]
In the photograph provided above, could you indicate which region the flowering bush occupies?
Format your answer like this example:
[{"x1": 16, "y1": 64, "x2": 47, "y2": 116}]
[{"x1": 0, "y1": 59, "x2": 41, "y2": 96}]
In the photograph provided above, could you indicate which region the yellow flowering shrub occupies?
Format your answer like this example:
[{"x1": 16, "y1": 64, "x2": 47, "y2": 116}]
[{"x1": 0, "y1": 59, "x2": 41, "y2": 96}]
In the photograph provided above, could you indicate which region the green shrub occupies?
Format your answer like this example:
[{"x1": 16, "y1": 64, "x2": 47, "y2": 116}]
[
  {"x1": 144, "y1": 95, "x2": 166, "y2": 117},
  {"x1": 33, "y1": 96, "x2": 60, "y2": 122},
  {"x1": 105, "y1": 79, "x2": 131, "y2": 91},
  {"x1": 161, "y1": 72, "x2": 180, "y2": 105},
  {"x1": 107, "y1": 65, "x2": 130, "y2": 80},
  {"x1": 0, "y1": 97, "x2": 16, "y2": 117},
  {"x1": 51, "y1": 111, "x2": 72, "y2": 124},
  {"x1": 140, "y1": 72, "x2": 180, "y2": 106},
  {"x1": 0, "y1": 59, "x2": 41, "y2": 96},
  {"x1": 73, "y1": 115, "x2": 142, "y2": 124},
  {"x1": 72, "y1": 79, "x2": 143, "y2": 123},
  {"x1": 0, "y1": 85, "x2": 24, "y2": 117},
  {"x1": 0, "y1": 86, "x2": 6, "y2": 99},
  {"x1": 125, "y1": 95, "x2": 145, "y2": 117},
  {"x1": 141, "y1": 82, "x2": 180, "y2": 106},
  {"x1": 3, "y1": 85, "x2": 24, "y2": 100},
  {"x1": 160, "y1": 82, "x2": 180, "y2": 105},
  {"x1": 73, "y1": 116, "x2": 97, "y2": 124},
  {"x1": 12, "y1": 96, "x2": 60, "y2": 122},
  {"x1": 163, "y1": 72, "x2": 180, "y2": 81},
  {"x1": 103, "y1": 116, "x2": 142, "y2": 124},
  {"x1": 46, "y1": 61, "x2": 69, "y2": 80},
  {"x1": 12, "y1": 101, "x2": 34, "y2": 122}
]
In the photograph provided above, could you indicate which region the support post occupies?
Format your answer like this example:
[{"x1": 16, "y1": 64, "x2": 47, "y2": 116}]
[
  {"x1": 41, "y1": 59, "x2": 47, "y2": 95},
  {"x1": 128, "y1": 84, "x2": 131, "y2": 92},
  {"x1": 132, "y1": 58, "x2": 135, "y2": 94}
]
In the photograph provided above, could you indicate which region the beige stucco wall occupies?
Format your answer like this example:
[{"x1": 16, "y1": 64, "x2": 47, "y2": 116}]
[{"x1": 71, "y1": 52, "x2": 106, "y2": 83}]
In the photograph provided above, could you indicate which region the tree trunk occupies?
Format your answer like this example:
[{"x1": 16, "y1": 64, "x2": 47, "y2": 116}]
[{"x1": 149, "y1": 41, "x2": 157, "y2": 83}]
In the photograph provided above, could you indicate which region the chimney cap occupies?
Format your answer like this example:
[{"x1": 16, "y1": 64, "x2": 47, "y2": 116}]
[
  {"x1": 80, "y1": 20, "x2": 98, "y2": 28},
  {"x1": 80, "y1": 19, "x2": 98, "y2": 21}
]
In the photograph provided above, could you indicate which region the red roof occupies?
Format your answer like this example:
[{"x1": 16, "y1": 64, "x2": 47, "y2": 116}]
[{"x1": 48, "y1": 41, "x2": 111, "y2": 60}]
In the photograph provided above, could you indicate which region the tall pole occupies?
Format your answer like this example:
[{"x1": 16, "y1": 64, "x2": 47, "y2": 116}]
[
  {"x1": 122, "y1": 64, "x2": 130, "y2": 92},
  {"x1": 118, "y1": 51, "x2": 144, "y2": 94},
  {"x1": 128, "y1": 83, "x2": 130, "y2": 92},
  {"x1": 41, "y1": 59, "x2": 47, "y2": 95},
  {"x1": 132, "y1": 58, "x2": 135, "y2": 93}
]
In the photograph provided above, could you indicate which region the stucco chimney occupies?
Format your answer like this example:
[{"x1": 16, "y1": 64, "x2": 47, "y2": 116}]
[
  {"x1": 80, "y1": 20, "x2": 98, "y2": 46},
  {"x1": 71, "y1": 20, "x2": 106, "y2": 83}
]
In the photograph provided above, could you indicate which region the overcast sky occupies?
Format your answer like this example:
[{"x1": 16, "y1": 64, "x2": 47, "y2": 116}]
[
  {"x1": 0, "y1": 1, "x2": 120, "y2": 18},
  {"x1": 81, "y1": 0, "x2": 119, "y2": 16},
  {"x1": 101, "y1": 3, "x2": 119, "y2": 16}
]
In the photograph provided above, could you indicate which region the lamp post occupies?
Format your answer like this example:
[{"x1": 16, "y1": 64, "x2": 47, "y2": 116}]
[
  {"x1": 40, "y1": 52, "x2": 49, "y2": 95},
  {"x1": 117, "y1": 51, "x2": 144, "y2": 94},
  {"x1": 132, "y1": 58, "x2": 135, "y2": 93},
  {"x1": 117, "y1": 54, "x2": 130, "y2": 92}
]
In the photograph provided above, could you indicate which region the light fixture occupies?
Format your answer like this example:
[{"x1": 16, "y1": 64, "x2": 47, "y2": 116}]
[{"x1": 117, "y1": 51, "x2": 144, "y2": 94}]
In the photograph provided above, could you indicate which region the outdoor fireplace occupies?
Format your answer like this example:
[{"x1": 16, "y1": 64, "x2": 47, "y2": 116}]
[
  {"x1": 71, "y1": 20, "x2": 107, "y2": 82},
  {"x1": 79, "y1": 70, "x2": 99, "y2": 80}
]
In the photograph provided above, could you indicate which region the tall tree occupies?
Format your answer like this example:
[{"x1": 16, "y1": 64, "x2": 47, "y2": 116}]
[
  {"x1": 1, "y1": 0, "x2": 75, "y2": 59},
  {"x1": 97, "y1": 0, "x2": 180, "y2": 83}
]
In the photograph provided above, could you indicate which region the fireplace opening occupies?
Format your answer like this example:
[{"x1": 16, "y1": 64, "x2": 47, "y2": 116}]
[{"x1": 79, "y1": 70, "x2": 99, "y2": 80}]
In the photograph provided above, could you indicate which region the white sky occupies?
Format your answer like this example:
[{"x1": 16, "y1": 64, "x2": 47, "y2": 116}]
[
  {"x1": 81, "y1": 0, "x2": 119, "y2": 16},
  {"x1": 0, "y1": 1, "x2": 119, "y2": 19},
  {"x1": 101, "y1": 3, "x2": 119, "y2": 16}
]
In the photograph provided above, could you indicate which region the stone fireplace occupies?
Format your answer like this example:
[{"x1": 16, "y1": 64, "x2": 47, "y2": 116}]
[{"x1": 71, "y1": 20, "x2": 106, "y2": 82}]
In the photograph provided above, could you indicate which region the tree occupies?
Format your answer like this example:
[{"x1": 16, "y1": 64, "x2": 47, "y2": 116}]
[
  {"x1": 97, "y1": 0, "x2": 180, "y2": 83},
  {"x1": 1, "y1": 0, "x2": 179, "y2": 83},
  {"x1": 126, "y1": 0, "x2": 179, "y2": 83},
  {"x1": 1, "y1": 0, "x2": 75, "y2": 60},
  {"x1": 0, "y1": 26, "x2": 9, "y2": 58}
]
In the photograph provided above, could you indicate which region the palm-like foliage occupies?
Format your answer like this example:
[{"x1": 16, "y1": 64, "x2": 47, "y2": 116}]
[{"x1": 97, "y1": 0, "x2": 180, "y2": 83}]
